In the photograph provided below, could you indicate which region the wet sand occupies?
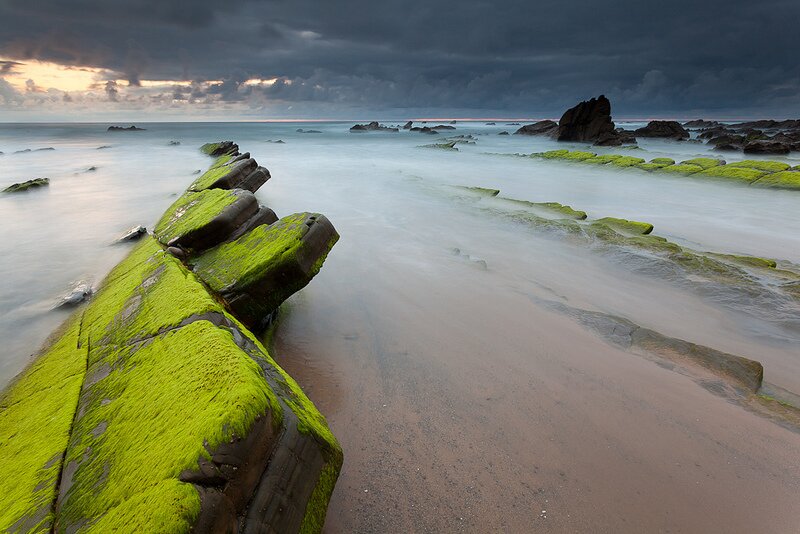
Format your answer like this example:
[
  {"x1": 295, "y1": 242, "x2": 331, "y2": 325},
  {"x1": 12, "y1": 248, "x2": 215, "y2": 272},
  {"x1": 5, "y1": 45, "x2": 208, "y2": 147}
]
[{"x1": 274, "y1": 242, "x2": 800, "y2": 533}]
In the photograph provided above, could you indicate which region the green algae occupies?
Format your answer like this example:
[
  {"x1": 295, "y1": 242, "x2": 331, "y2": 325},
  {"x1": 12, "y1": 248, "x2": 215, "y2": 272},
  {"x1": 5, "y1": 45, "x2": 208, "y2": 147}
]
[
  {"x1": 708, "y1": 253, "x2": 777, "y2": 269},
  {"x1": 649, "y1": 158, "x2": 675, "y2": 166},
  {"x1": 697, "y1": 166, "x2": 766, "y2": 182},
  {"x1": 609, "y1": 156, "x2": 646, "y2": 167},
  {"x1": 0, "y1": 315, "x2": 86, "y2": 533},
  {"x1": 3, "y1": 178, "x2": 50, "y2": 193},
  {"x1": 659, "y1": 163, "x2": 703, "y2": 175},
  {"x1": 421, "y1": 141, "x2": 458, "y2": 150},
  {"x1": 187, "y1": 163, "x2": 236, "y2": 192},
  {"x1": 154, "y1": 189, "x2": 240, "y2": 245},
  {"x1": 636, "y1": 163, "x2": 664, "y2": 171},
  {"x1": 593, "y1": 217, "x2": 654, "y2": 235},
  {"x1": 498, "y1": 198, "x2": 587, "y2": 220},
  {"x1": 58, "y1": 320, "x2": 275, "y2": 533},
  {"x1": 580, "y1": 154, "x2": 623, "y2": 164},
  {"x1": 727, "y1": 160, "x2": 791, "y2": 173},
  {"x1": 191, "y1": 213, "x2": 320, "y2": 293},
  {"x1": 681, "y1": 157, "x2": 725, "y2": 169},
  {"x1": 536, "y1": 149, "x2": 596, "y2": 161},
  {"x1": 752, "y1": 171, "x2": 800, "y2": 190},
  {"x1": 459, "y1": 186, "x2": 500, "y2": 197}
]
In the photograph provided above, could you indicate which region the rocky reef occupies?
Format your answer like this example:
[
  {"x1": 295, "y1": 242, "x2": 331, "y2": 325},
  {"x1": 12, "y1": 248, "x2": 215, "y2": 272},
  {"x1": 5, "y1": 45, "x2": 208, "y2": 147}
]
[
  {"x1": 530, "y1": 149, "x2": 800, "y2": 190},
  {"x1": 3, "y1": 178, "x2": 49, "y2": 193},
  {"x1": 686, "y1": 119, "x2": 800, "y2": 154},
  {"x1": 0, "y1": 142, "x2": 342, "y2": 533},
  {"x1": 349, "y1": 121, "x2": 398, "y2": 132}
]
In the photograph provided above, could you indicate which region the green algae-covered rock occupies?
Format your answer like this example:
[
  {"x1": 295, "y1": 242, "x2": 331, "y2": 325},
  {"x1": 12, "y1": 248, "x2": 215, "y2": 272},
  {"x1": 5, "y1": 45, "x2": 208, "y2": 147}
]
[
  {"x1": 0, "y1": 236, "x2": 342, "y2": 533},
  {"x1": 649, "y1": 157, "x2": 675, "y2": 166},
  {"x1": 200, "y1": 141, "x2": 239, "y2": 157},
  {"x1": 697, "y1": 166, "x2": 766, "y2": 182},
  {"x1": 680, "y1": 157, "x2": 725, "y2": 169},
  {"x1": 727, "y1": 160, "x2": 791, "y2": 173},
  {"x1": 594, "y1": 217, "x2": 654, "y2": 235},
  {"x1": 581, "y1": 154, "x2": 623, "y2": 165},
  {"x1": 708, "y1": 253, "x2": 777, "y2": 269},
  {"x1": 458, "y1": 186, "x2": 500, "y2": 197},
  {"x1": 3, "y1": 178, "x2": 50, "y2": 193},
  {"x1": 659, "y1": 163, "x2": 703, "y2": 175},
  {"x1": 537, "y1": 149, "x2": 596, "y2": 161},
  {"x1": 609, "y1": 155, "x2": 646, "y2": 167},
  {"x1": 499, "y1": 198, "x2": 587, "y2": 220},
  {"x1": 192, "y1": 213, "x2": 340, "y2": 328},
  {"x1": 189, "y1": 157, "x2": 269, "y2": 193},
  {"x1": 0, "y1": 316, "x2": 86, "y2": 533},
  {"x1": 154, "y1": 188, "x2": 275, "y2": 253},
  {"x1": 752, "y1": 171, "x2": 800, "y2": 190}
]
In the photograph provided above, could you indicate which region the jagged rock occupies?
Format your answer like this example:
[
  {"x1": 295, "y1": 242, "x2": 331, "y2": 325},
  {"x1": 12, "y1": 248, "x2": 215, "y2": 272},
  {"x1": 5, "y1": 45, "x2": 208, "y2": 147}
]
[
  {"x1": 116, "y1": 225, "x2": 147, "y2": 242},
  {"x1": 743, "y1": 140, "x2": 791, "y2": 154},
  {"x1": 556, "y1": 95, "x2": 616, "y2": 142},
  {"x1": 2, "y1": 178, "x2": 49, "y2": 193},
  {"x1": 350, "y1": 121, "x2": 398, "y2": 132},
  {"x1": 189, "y1": 158, "x2": 269, "y2": 193},
  {"x1": 192, "y1": 213, "x2": 339, "y2": 328},
  {"x1": 634, "y1": 121, "x2": 689, "y2": 139},
  {"x1": 514, "y1": 120, "x2": 558, "y2": 136},
  {"x1": 402, "y1": 121, "x2": 413, "y2": 129},
  {"x1": 730, "y1": 119, "x2": 800, "y2": 130},
  {"x1": 107, "y1": 125, "x2": 145, "y2": 131}
]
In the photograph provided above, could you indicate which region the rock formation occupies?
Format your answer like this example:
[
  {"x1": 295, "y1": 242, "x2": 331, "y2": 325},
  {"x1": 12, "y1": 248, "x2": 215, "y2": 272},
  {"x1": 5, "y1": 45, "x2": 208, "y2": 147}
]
[
  {"x1": 514, "y1": 120, "x2": 558, "y2": 136},
  {"x1": 0, "y1": 141, "x2": 342, "y2": 533},
  {"x1": 555, "y1": 95, "x2": 617, "y2": 143},
  {"x1": 350, "y1": 121, "x2": 399, "y2": 132},
  {"x1": 2, "y1": 178, "x2": 49, "y2": 193},
  {"x1": 107, "y1": 125, "x2": 145, "y2": 132},
  {"x1": 633, "y1": 121, "x2": 690, "y2": 139}
]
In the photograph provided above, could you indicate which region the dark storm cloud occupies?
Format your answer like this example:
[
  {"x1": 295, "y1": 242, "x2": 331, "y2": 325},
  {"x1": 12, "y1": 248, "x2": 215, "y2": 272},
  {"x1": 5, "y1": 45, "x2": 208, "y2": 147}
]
[{"x1": 0, "y1": 0, "x2": 799, "y2": 116}]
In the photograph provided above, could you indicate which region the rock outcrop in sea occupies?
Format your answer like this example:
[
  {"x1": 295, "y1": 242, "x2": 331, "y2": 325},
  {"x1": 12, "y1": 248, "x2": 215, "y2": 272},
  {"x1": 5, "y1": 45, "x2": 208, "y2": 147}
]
[
  {"x1": 0, "y1": 141, "x2": 342, "y2": 533},
  {"x1": 349, "y1": 121, "x2": 399, "y2": 132},
  {"x1": 634, "y1": 120, "x2": 690, "y2": 139}
]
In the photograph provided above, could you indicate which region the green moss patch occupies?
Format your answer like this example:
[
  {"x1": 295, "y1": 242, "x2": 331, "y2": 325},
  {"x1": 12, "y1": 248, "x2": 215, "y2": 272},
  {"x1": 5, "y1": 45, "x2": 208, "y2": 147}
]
[
  {"x1": 536, "y1": 149, "x2": 596, "y2": 161},
  {"x1": 708, "y1": 253, "x2": 777, "y2": 269},
  {"x1": 752, "y1": 171, "x2": 800, "y2": 190},
  {"x1": 649, "y1": 158, "x2": 675, "y2": 166},
  {"x1": 727, "y1": 160, "x2": 791, "y2": 173},
  {"x1": 609, "y1": 156, "x2": 646, "y2": 167},
  {"x1": 594, "y1": 217, "x2": 654, "y2": 235},
  {"x1": 3, "y1": 178, "x2": 50, "y2": 193},
  {"x1": 154, "y1": 189, "x2": 241, "y2": 245},
  {"x1": 459, "y1": 186, "x2": 500, "y2": 197},
  {"x1": 581, "y1": 154, "x2": 623, "y2": 164},
  {"x1": 697, "y1": 166, "x2": 766, "y2": 182},
  {"x1": 499, "y1": 198, "x2": 587, "y2": 220},
  {"x1": 0, "y1": 315, "x2": 86, "y2": 533},
  {"x1": 659, "y1": 163, "x2": 703, "y2": 175},
  {"x1": 681, "y1": 157, "x2": 725, "y2": 169}
]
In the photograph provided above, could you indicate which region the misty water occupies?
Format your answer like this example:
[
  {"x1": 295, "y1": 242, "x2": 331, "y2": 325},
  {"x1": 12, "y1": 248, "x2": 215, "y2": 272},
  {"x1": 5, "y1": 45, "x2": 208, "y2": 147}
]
[{"x1": 2, "y1": 122, "x2": 800, "y2": 531}]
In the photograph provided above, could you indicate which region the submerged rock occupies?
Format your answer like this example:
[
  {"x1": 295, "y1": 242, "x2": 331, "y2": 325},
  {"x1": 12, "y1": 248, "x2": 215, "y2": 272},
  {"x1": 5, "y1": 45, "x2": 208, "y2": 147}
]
[
  {"x1": 2, "y1": 178, "x2": 49, "y2": 193},
  {"x1": 743, "y1": 140, "x2": 791, "y2": 154},
  {"x1": 56, "y1": 282, "x2": 92, "y2": 307},
  {"x1": 116, "y1": 225, "x2": 147, "y2": 242}
]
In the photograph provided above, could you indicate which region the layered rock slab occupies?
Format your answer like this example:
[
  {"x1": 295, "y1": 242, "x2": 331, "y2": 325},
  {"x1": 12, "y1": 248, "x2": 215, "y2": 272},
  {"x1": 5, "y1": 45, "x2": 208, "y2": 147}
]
[{"x1": 192, "y1": 213, "x2": 339, "y2": 329}]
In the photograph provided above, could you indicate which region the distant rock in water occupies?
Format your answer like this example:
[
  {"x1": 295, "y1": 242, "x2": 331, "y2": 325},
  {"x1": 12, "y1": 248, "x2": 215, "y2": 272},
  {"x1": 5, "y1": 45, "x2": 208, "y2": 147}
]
[
  {"x1": 13, "y1": 149, "x2": 31, "y2": 154},
  {"x1": 514, "y1": 120, "x2": 558, "y2": 136},
  {"x1": 56, "y1": 282, "x2": 92, "y2": 308},
  {"x1": 485, "y1": 122, "x2": 496, "y2": 125},
  {"x1": 296, "y1": 128, "x2": 322, "y2": 133},
  {"x1": 505, "y1": 122, "x2": 521, "y2": 125},
  {"x1": 350, "y1": 121, "x2": 399, "y2": 132},
  {"x1": 116, "y1": 225, "x2": 147, "y2": 243},
  {"x1": 192, "y1": 169, "x2": 202, "y2": 174},
  {"x1": 634, "y1": 121, "x2": 689, "y2": 140},
  {"x1": 168, "y1": 140, "x2": 181, "y2": 146},
  {"x1": 85, "y1": 166, "x2": 98, "y2": 172},
  {"x1": 107, "y1": 125, "x2": 146, "y2": 132},
  {"x1": 498, "y1": 131, "x2": 509, "y2": 135},
  {"x1": 556, "y1": 95, "x2": 616, "y2": 143},
  {"x1": 3, "y1": 178, "x2": 49, "y2": 193},
  {"x1": 410, "y1": 126, "x2": 439, "y2": 134},
  {"x1": 684, "y1": 119, "x2": 720, "y2": 129},
  {"x1": 266, "y1": 139, "x2": 285, "y2": 143},
  {"x1": 402, "y1": 121, "x2": 413, "y2": 129},
  {"x1": 431, "y1": 125, "x2": 456, "y2": 130},
  {"x1": 97, "y1": 145, "x2": 112, "y2": 150},
  {"x1": 743, "y1": 139, "x2": 791, "y2": 154}
]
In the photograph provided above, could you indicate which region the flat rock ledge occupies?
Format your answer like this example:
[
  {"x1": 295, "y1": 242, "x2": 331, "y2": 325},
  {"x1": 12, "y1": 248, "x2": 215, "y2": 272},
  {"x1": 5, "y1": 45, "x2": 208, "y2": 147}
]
[{"x1": 0, "y1": 141, "x2": 342, "y2": 533}]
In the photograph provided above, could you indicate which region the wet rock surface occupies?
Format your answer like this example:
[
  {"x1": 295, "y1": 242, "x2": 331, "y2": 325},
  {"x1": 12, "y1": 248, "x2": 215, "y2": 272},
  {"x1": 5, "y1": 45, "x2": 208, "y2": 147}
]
[
  {"x1": 634, "y1": 120, "x2": 690, "y2": 139},
  {"x1": 350, "y1": 121, "x2": 399, "y2": 132},
  {"x1": 0, "y1": 142, "x2": 342, "y2": 534},
  {"x1": 556, "y1": 95, "x2": 616, "y2": 143},
  {"x1": 2, "y1": 178, "x2": 49, "y2": 193}
]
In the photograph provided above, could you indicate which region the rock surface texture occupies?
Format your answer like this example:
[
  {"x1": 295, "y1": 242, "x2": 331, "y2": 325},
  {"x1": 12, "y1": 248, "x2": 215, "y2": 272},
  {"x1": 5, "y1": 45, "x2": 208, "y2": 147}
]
[
  {"x1": 0, "y1": 141, "x2": 342, "y2": 534},
  {"x1": 556, "y1": 95, "x2": 617, "y2": 143}
]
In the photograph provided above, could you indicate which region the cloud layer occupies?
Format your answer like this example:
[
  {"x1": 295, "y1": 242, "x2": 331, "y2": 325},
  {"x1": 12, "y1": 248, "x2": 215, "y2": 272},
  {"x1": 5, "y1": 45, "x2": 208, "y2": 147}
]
[{"x1": 1, "y1": 0, "x2": 799, "y2": 119}]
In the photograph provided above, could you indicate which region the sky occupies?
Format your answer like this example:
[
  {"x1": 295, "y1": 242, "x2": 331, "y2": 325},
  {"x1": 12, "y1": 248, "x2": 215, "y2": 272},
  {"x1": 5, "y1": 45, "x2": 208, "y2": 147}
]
[{"x1": 0, "y1": 0, "x2": 799, "y2": 121}]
